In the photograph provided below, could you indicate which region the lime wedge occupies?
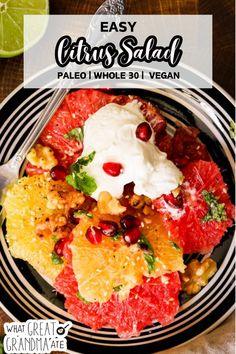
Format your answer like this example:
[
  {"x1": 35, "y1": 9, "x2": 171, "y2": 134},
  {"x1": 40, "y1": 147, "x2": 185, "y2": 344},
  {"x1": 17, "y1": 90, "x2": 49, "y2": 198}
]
[{"x1": 0, "y1": 0, "x2": 49, "y2": 58}]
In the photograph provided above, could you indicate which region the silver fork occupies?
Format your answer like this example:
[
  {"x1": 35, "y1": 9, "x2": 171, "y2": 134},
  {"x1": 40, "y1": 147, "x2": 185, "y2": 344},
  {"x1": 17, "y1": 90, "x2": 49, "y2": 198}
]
[
  {"x1": 0, "y1": 88, "x2": 69, "y2": 200},
  {"x1": 0, "y1": 0, "x2": 124, "y2": 206}
]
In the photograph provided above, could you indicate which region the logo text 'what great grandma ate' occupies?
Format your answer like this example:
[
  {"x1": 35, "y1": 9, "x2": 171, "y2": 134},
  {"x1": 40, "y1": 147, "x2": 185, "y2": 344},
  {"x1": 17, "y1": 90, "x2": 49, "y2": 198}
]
[{"x1": 54, "y1": 21, "x2": 183, "y2": 69}]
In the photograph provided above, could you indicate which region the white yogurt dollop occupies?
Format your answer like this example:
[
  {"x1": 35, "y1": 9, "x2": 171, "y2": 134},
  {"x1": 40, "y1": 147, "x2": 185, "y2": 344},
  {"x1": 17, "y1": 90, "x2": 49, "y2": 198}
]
[{"x1": 81, "y1": 101, "x2": 183, "y2": 200}]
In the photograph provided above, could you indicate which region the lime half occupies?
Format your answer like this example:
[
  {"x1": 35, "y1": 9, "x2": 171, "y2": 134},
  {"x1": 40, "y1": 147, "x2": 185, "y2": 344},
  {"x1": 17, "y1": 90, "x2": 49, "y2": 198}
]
[{"x1": 0, "y1": 0, "x2": 49, "y2": 58}]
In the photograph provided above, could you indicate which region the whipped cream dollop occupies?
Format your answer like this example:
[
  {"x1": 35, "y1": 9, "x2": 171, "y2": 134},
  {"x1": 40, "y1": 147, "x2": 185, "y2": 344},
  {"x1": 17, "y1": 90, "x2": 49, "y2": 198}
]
[{"x1": 82, "y1": 101, "x2": 183, "y2": 200}]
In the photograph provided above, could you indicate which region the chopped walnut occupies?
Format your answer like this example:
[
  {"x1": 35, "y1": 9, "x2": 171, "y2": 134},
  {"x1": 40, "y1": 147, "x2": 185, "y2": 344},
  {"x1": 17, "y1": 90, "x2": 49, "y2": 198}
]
[
  {"x1": 35, "y1": 188, "x2": 84, "y2": 238},
  {"x1": 97, "y1": 191, "x2": 126, "y2": 215},
  {"x1": 130, "y1": 194, "x2": 146, "y2": 209},
  {"x1": 47, "y1": 191, "x2": 66, "y2": 210},
  {"x1": 27, "y1": 144, "x2": 58, "y2": 170},
  {"x1": 129, "y1": 194, "x2": 151, "y2": 209},
  {"x1": 35, "y1": 213, "x2": 68, "y2": 237},
  {"x1": 46, "y1": 189, "x2": 85, "y2": 210},
  {"x1": 143, "y1": 205, "x2": 154, "y2": 215},
  {"x1": 181, "y1": 258, "x2": 217, "y2": 295},
  {"x1": 172, "y1": 186, "x2": 181, "y2": 198},
  {"x1": 60, "y1": 189, "x2": 85, "y2": 210}
]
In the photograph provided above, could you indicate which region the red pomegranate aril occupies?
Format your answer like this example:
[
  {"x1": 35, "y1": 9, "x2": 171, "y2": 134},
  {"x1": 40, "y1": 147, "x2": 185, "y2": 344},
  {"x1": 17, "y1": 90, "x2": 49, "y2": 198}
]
[
  {"x1": 99, "y1": 220, "x2": 119, "y2": 237},
  {"x1": 123, "y1": 227, "x2": 141, "y2": 244},
  {"x1": 50, "y1": 165, "x2": 67, "y2": 180},
  {"x1": 164, "y1": 193, "x2": 183, "y2": 209},
  {"x1": 120, "y1": 214, "x2": 140, "y2": 230},
  {"x1": 86, "y1": 226, "x2": 103, "y2": 244},
  {"x1": 103, "y1": 162, "x2": 123, "y2": 177},
  {"x1": 63, "y1": 241, "x2": 72, "y2": 262},
  {"x1": 54, "y1": 237, "x2": 68, "y2": 257},
  {"x1": 136, "y1": 122, "x2": 152, "y2": 142}
]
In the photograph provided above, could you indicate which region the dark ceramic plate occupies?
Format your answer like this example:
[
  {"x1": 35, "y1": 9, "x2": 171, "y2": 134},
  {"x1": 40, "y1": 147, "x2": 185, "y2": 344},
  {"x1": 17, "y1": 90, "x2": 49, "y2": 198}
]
[{"x1": 0, "y1": 83, "x2": 235, "y2": 354}]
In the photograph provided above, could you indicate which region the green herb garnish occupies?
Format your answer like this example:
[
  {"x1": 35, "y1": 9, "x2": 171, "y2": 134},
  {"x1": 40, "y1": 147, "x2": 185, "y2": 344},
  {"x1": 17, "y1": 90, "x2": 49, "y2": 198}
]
[
  {"x1": 170, "y1": 241, "x2": 180, "y2": 250},
  {"x1": 229, "y1": 120, "x2": 236, "y2": 139},
  {"x1": 76, "y1": 291, "x2": 90, "y2": 304},
  {"x1": 138, "y1": 234, "x2": 153, "y2": 252},
  {"x1": 73, "y1": 151, "x2": 96, "y2": 168},
  {"x1": 51, "y1": 251, "x2": 64, "y2": 265},
  {"x1": 66, "y1": 172, "x2": 97, "y2": 196},
  {"x1": 113, "y1": 284, "x2": 123, "y2": 292},
  {"x1": 202, "y1": 190, "x2": 227, "y2": 222},
  {"x1": 64, "y1": 127, "x2": 84, "y2": 141},
  {"x1": 52, "y1": 235, "x2": 58, "y2": 243},
  {"x1": 74, "y1": 210, "x2": 93, "y2": 218},
  {"x1": 138, "y1": 234, "x2": 156, "y2": 273},
  {"x1": 111, "y1": 231, "x2": 122, "y2": 241},
  {"x1": 66, "y1": 151, "x2": 97, "y2": 196},
  {"x1": 144, "y1": 254, "x2": 156, "y2": 273}
]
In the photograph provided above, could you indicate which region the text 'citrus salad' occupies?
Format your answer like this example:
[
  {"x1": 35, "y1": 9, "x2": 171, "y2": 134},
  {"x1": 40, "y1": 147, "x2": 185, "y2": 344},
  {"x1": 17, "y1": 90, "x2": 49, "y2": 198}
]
[{"x1": 3, "y1": 89, "x2": 235, "y2": 337}]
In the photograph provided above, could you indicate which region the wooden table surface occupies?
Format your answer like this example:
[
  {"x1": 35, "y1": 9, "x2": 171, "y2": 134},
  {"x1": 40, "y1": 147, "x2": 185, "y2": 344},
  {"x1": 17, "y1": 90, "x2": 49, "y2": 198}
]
[{"x1": 0, "y1": 1, "x2": 234, "y2": 353}]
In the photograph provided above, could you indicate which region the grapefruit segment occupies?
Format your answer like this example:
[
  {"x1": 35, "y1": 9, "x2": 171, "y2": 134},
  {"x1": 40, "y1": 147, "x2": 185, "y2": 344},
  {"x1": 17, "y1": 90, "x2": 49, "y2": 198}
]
[
  {"x1": 54, "y1": 266, "x2": 181, "y2": 337},
  {"x1": 39, "y1": 100, "x2": 83, "y2": 167},
  {"x1": 153, "y1": 161, "x2": 234, "y2": 254}
]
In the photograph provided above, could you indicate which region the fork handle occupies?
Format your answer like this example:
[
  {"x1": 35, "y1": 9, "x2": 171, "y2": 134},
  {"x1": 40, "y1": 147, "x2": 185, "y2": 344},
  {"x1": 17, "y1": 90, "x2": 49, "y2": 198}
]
[{"x1": 13, "y1": 88, "x2": 69, "y2": 165}]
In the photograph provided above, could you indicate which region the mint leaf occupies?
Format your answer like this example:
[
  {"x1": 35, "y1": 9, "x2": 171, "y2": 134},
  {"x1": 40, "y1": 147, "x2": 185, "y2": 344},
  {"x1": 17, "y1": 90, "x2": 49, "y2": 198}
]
[
  {"x1": 76, "y1": 291, "x2": 90, "y2": 304},
  {"x1": 113, "y1": 284, "x2": 123, "y2": 292},
  {"x1": 66, "y1": 174, "x2": 77, "y2": 189},
  {"x1": 73, "y1": 151, "x2": 96, "y2": 168},
  {"x1": 66, "y1": 151, "x2": 97, "y2": 195},
  {"x1": 138, "y1": 234, "x2": 154, "y2": 252},
  {"x1": 144, "y1": 254, "x2": 156, "y2": 273},
  {"x1": 138, "y1": 234, "x2": 156, "y2": 273},
  {"x1": 202, "y1": 190, "x2": 227, "y2": 222},
  {"x1": 170, "y1": 241, "x2": 180, "y2": 250},
  {"x1": 64, "y1": 127, "x2": 84, "y2": 141},
  {"x1": 66, "y1": 172, "x2": 97, "y2": 196},
  {"x1": 51, "y1": 251, "x2": 64, "y2": 265},
  {"x1": 52, "y1": 235, "x2": 58, "y2": 243},
  {"x1": 74, "y1": 210, "x2": 93, "y2": 218},
  {"x1": 111, "y1": 231, "x2": 122, "y2": 241}
]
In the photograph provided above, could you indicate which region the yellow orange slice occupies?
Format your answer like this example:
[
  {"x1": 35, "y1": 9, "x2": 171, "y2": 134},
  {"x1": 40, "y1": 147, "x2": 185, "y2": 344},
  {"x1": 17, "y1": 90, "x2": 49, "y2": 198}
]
[
  {"x1": 142, "y1": 213, "x2": 185, "y2": 276},
  {"x1": 3, "y1": 175, "x2": 83, "y2": 281},
  {"x1": 71, "y1": 213, "x2": 147, "y2": 303}
]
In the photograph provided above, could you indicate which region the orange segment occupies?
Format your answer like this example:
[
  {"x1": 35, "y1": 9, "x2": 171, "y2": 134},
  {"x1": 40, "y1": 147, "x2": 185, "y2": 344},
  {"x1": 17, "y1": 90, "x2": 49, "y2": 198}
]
[
  {"x1": 71, "y1": 214, "x2": 148, "y2": 303},
  {"x1": 142, "y1": 213, "x2": 185, "y2": 276},
  {"x1": 3, "y1": 175, "x2": 83, "y2": 281}
]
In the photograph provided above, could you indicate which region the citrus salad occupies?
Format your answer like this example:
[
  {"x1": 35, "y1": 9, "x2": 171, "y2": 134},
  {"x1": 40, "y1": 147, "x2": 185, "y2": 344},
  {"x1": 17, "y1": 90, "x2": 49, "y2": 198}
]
[{"x1": 3, "y1": 89, "x2": 235, "y2": 337}]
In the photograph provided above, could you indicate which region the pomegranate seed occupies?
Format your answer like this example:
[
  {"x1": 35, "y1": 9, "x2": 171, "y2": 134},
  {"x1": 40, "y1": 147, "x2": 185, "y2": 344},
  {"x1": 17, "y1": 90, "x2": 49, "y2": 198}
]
[
  {"x1": 103, "y1": 162, "x2": 123, "y2": 177},
  {"x1": 99, "y1": 220, "x2": 119, "y2": 237},
  {"x1": 50, "y1": 165, "x2": 67, "y2": 180},
  {"x1": 136, "y1": 122, "x2": 152, "y2": 142},
  {"x1": 86, "y1": 226, "x2": 103, "y2": 244},
  {"x1": 54, "y1": 237, "x2": 68, "y2": 257},
  {"x1": 123, "y1": 227, "x2": 141, "y2": 244},
  {"x1": 164, "y1": 193, "x2": 183, "y2": 208},
  {"x1": 120, "y1": 214, "x2": 140, "y2": 230}
]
